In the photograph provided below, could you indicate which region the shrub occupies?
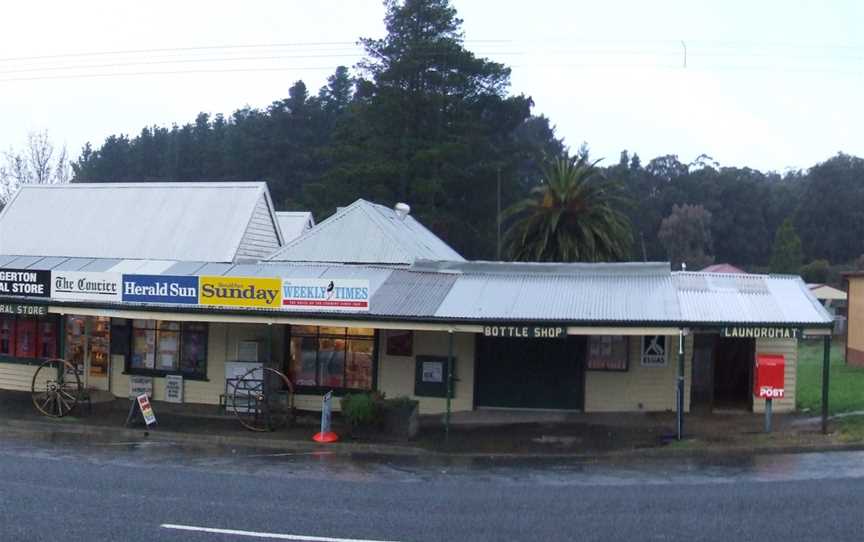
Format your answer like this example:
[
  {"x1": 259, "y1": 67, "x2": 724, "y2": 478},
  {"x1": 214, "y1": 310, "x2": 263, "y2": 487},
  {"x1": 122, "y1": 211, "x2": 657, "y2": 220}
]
[
  {"x1": 799, "y1": 259, "x2": 830, "y2": 284},
  {"x1": 340, "y1": 392, "x2": 383, "y2": 428}
]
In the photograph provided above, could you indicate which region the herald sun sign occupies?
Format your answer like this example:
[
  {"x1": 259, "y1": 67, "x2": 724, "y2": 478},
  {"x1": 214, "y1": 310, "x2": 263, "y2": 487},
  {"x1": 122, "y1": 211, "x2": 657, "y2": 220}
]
[{"x1": 754, "y1": 354, "x2": 785, "y2": 400}]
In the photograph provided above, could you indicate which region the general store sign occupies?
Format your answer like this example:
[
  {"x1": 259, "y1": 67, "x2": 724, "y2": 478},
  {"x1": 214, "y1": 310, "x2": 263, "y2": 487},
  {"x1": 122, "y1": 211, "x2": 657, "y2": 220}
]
[
  {"x1": 51, "y1": 271, "x2": 122, "y2": 302},
  {"x1": 122, "y1": 275, "x2": 198, "y2": 304},
  {"x1": 721, "y1": 326, "x2": 799, "y2": 339},
  {"x1": 0, "y1": 303, "x2": 47, "y2": 316},
  {"x1": 199, "y1": 276, "x2": 282, "y2": 308},
  {"x1": 282, "y1": 278, "x2": 370, "y2": 311},
  {"x1": 0, "y1": 269, "x2": 50, "y2": 298},
  {"x1": 483, "y1": 325, "x2": 566, "y2": 339}
]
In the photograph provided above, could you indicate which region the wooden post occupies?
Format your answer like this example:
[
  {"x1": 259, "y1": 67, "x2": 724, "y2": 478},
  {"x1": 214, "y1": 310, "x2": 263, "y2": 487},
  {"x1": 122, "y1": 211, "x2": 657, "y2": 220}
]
[{"x1": 822, "y1": 334, "x2": 831, "y2": 434}]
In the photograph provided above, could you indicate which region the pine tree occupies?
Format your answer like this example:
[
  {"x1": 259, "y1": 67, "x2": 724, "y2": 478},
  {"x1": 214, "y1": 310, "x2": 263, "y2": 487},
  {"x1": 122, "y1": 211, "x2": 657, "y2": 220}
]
[{"x1": 769, "y1": 218, "x2": 803, "y2": 274}]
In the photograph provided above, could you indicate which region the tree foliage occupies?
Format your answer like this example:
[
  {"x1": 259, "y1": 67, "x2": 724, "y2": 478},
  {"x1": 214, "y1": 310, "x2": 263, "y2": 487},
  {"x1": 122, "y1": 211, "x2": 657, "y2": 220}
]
[
  {"x1": 658, "y1": 204, "x2": 714, "y2": 270},
  {"x1": 503, "y1": 154, "x2": 632, "y2": 262},
  {"x1": 69, "y1": 1, "x2": 864, "y2": 267},
  {"x1": 770, "y1": 218, "x2": 803, "y2": 274},
  {"x1": 1, "y1": 131, "x2": 71, "y2": 204}
]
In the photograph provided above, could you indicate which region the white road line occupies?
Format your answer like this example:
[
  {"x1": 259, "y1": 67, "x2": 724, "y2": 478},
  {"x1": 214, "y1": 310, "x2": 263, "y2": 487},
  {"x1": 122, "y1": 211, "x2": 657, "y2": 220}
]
[{"x1": 160, "y1": 524, "x2": 402, "y2": 542}]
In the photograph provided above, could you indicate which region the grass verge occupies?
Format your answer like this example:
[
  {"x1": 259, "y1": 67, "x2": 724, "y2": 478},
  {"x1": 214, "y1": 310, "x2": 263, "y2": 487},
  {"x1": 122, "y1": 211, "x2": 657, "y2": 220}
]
[{"x1": 797, "y1": 339, "x2": 864, "y2": 415}]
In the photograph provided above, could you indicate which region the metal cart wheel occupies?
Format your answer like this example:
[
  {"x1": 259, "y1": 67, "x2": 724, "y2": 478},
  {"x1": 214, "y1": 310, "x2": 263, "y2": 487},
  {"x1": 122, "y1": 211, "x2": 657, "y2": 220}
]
[
  {"x1": 31, "y1": 358, "x2": 83, "y2": 418},
  {"x1": 231, "y1": 367, "x2": 295, "y2": 432}
]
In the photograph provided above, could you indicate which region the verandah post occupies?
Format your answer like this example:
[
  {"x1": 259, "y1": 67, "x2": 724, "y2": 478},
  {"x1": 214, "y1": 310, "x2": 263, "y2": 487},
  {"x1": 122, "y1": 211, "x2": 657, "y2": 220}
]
[
  {"x1": 822, "y1": 334, "x2": 831, "y2": 435},
  {"x1": 445, "y1": 329, "x2": 454, "y2": 443},
  {"x1": 676, "y1": 329, "x2": 685, "y2": 440}
]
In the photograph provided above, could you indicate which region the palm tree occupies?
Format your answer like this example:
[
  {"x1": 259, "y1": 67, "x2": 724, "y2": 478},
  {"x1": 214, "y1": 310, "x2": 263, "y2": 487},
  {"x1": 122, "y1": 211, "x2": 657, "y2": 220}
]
[{"x1": 503, "y1": 154, "x2": 632, "y2": 262}]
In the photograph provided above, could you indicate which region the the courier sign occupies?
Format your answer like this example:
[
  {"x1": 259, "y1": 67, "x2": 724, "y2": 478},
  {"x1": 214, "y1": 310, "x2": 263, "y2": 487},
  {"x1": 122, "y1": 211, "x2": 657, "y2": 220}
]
[{"x1": 483, "y1": 325, "x2": 566, "y2": 339}]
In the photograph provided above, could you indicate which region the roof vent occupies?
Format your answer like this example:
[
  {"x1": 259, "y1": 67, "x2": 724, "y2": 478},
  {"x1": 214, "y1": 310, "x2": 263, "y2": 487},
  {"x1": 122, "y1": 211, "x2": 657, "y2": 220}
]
[{"x1": 394, "y1": 202, "x2": 411, "y2": 220}]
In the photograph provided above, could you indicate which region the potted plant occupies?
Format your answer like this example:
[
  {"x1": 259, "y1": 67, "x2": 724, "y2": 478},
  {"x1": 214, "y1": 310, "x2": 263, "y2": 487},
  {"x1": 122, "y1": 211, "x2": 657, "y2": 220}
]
[
  {"x1": 340, "y1": 392, "x2": 383, "y2": 438},
  {"x1": 382, "y1": 396, "x2": 420, "y2": 439}
]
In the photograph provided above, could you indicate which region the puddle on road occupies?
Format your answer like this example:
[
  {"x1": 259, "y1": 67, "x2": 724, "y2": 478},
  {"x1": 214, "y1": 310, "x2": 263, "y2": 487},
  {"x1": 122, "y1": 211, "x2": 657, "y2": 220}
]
[{"x1": 2, "y1": 428, "x2": 864, "y2": 487}]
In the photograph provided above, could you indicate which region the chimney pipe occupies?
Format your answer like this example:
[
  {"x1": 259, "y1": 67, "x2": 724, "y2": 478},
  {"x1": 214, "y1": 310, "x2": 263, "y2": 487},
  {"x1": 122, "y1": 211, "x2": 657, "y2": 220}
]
[{"x1": 394, "y1": 202, "x2": 411, "y2": 220}]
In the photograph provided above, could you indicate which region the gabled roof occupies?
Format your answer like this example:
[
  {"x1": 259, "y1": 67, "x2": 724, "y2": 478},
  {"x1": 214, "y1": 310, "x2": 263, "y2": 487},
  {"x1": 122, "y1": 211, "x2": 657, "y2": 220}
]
[
  {"x1": 0, "y1": 182, "x2": 281, "y2": 263},
  {"x1": 275, "y1": 212, "x2": 314, "y2": 242},
  {"x1": 674, "y1": 272, "x2": 832, "y2": 326},
  {"x1": 268, "y1": 199, "x2": 464, "y2": 265},
  {"x1": 808, "y1": 283, "x2": 847, "y2": 302}
]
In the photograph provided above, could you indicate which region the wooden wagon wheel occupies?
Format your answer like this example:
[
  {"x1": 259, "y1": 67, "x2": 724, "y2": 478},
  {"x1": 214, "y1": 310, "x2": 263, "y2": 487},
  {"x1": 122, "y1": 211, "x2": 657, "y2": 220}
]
[
  {"x1": 231, "y1": 367, "x2": 294, "y2": 432},
  {"x1": 31, "y1": 358, "x2": 83, "y2": 418}
]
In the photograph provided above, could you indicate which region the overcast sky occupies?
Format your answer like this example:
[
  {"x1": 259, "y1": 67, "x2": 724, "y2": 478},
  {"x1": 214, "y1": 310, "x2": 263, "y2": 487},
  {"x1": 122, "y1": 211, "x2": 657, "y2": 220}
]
[{"x1": 1, "y1": 0, "x2": 861, "y2": 173}]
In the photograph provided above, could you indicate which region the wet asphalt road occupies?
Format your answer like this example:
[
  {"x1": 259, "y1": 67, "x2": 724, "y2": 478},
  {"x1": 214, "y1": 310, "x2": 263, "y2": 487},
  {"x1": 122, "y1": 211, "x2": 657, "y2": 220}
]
[{"x1": 0, "y1": 430, "x2": 863, "y2": 541}]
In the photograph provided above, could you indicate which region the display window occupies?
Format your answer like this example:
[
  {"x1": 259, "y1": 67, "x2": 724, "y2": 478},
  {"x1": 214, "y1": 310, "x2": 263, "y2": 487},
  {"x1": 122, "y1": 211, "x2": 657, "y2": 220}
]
[
  {"x1": 586, "y1": 335, "x2": 630, "y2": 371},
  {"x1": 0, "y1": 318, "x2": 15, "y2": 356},
  {"x1": 119, "y1": 319, "x2": 208, "y2": 379},
  {"x1": 288, "y1": 326, "x2": 375, "y2": 392},
  {"x1": 0, "y1": 315, "x2": 59, "y2": 361}
]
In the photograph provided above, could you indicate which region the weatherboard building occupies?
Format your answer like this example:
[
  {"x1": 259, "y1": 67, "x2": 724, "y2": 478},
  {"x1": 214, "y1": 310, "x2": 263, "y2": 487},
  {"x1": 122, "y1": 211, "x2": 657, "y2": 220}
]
[{"x1": 0, "y1": 182, "x2": 832, "y2": 417}]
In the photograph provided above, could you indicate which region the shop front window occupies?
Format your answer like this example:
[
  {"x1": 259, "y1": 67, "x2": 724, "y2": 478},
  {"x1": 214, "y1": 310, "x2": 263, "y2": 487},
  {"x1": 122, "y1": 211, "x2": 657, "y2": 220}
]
[
  {"x1": 289, "y1": 326, "x2": 375, "y2": 391},
  {"x1": 0, "y1": 318, "x2": 15, "y2": 356},
  {"x1": 0, "y1": 315, "x2": 59, "y2": 361},
  {"x1": 121, "y1": 319, "x2": 207, "y2": 378},
  {"x1": 586, "y1": 335, "x2": 630, "y2": 371}
]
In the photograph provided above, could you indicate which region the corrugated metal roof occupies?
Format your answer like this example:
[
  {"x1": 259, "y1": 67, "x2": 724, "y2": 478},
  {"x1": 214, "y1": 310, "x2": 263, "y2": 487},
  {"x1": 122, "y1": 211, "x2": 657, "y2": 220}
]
[
  {"x1": 429, "y1": 261, "x2": 680, "y2": 322},
  {"x1": 674, "y1": 272, "x2": 832, "y2": 325},
  {"x1": 0, "y1": 253, "x2": 833, "y2": 327},
  {"x1": 371, "y1": 270, "x2": 458, "y2": 317},
  {"x1": 275, "y1": 212, "x2": 314, "y2": 243},
  {"x1": 268, "y1": 199, "x2": 464, "y2": 264},
  {"x1": 0, "y1": 182, "x2": 274, "y2": 263}
]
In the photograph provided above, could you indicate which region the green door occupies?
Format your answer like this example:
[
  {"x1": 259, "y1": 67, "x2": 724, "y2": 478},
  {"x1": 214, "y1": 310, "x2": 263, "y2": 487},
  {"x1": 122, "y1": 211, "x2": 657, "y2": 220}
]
[{"x1": 476, "y1": 335, "x2": 585, "y2": 410}]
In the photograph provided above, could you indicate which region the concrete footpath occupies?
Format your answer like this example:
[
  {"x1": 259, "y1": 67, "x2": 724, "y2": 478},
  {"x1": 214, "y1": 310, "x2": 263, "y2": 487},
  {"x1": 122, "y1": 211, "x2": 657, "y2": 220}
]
[{"x1": 2, "y1": 390, "x2": 862, "y2": 459}]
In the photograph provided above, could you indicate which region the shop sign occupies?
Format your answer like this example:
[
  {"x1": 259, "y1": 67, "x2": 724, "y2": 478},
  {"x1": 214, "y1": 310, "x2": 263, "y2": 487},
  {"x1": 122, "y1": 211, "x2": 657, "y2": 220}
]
[
  {"x1": 281, "y1": 278, "x2": 370, "y2": 311},
  {"x1": 641, "y1": 335, "x2": 667, "y2": 366},
  {"x1": 722, "y1": 327, "x2": 799, "y2": 339},
  {"x1": 482, "y1": 325, "x2": 566, "y2": 339},
  {"x1": 0, "y1": 268, "x2": 50, "y2": 298},
  {"x1": 165, "y1": 374, "x2": 183, "y2": 403},
  {"x1": 0, "y1": 303, "x2": 47, "y2": 316},
  {"x1": 136, "y1": 394, "x2": 157, "y2": 426},
  {"x1": 199, "y1": 276, "x2": 282, "y2": 308},
  {"x1": 122, "y1": 274, "x2": 198, "y2": 304},
  {"x1": 51, "y1": 271, "x2": 122, "y2": 302},
  {"x1": 129, "y1": 376, "x2": 153, "y2": 399}
]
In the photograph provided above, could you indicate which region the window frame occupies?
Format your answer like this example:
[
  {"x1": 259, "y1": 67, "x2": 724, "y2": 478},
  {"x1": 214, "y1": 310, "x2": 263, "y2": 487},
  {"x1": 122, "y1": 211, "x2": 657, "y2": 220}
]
[
  {"x1": 0, "y1": 314, "x2": 60, "y2": 365},
  {"x1": 286, "y1": 325, "x2": 378, "y2": 395},
  {"x1": 120, "y1": 319, "x2": 209, "y2": 380},
  {"x1": 585, "y1": 335, "x2": 630, "y2": 372}
]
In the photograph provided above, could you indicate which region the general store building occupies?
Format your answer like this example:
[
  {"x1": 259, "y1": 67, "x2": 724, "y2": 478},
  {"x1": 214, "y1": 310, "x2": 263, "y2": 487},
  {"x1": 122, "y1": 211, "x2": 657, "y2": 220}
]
[{"x1": 0, "y1": 182, "x2": 832, "y2": 416}]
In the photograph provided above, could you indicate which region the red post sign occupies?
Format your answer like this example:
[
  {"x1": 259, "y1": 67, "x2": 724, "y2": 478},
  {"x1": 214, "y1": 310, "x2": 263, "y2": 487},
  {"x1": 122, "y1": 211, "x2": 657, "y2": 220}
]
[{"x1": 754, "y1": 354, "x2": 785, "y2": 399}]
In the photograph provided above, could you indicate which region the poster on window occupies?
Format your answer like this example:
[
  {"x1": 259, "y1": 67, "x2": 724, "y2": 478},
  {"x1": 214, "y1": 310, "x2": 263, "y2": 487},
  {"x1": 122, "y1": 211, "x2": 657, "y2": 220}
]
[
  {"x1": 386, "y1": 330, "x2": 413, "y2": 357},
  {"x1": 641, "y1": 336, "x2": 667, "y2": 366},
  {"x1": 421, "y1": 361, "x2": 444, "y2": 383}
]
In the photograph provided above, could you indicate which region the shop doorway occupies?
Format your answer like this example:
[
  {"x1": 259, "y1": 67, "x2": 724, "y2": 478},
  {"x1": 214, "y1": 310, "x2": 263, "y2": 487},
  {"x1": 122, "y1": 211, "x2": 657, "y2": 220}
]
[
  {"x1": 476, "y1": 335, "x2": 585, "y2": 410},
  {"x1": 65, "y1": 316, "x2": 111, "y2": 392},
  {"x1": 690, "y1": 334, "x2": 754, "y2": 411},
  {"x1": 713, "y1": 337, "x2": 754, "y2": 410}
]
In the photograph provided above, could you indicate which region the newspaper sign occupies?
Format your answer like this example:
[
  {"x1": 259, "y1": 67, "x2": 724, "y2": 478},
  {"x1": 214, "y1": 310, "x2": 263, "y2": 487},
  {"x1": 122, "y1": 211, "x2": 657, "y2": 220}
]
[
  {"x1": 136, "y1": 394, "x2": 157, "y2": 426},
  {"x1": 129, "y1": 376, "x2": 153, "y2": 399},
  {"x1": 165, "y1": 375, "x2": 183, "y2": 403},
  {"x1": 320, "y1": 391, "x2": 333, "y2": 435}
]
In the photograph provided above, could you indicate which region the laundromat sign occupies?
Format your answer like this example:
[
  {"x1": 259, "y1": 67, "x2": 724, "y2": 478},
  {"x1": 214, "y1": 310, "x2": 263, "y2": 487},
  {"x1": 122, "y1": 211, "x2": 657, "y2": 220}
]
[{"x1": 721, "y1": 326, "x2": 800, "y2": 339}]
